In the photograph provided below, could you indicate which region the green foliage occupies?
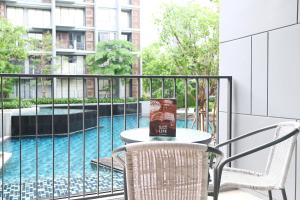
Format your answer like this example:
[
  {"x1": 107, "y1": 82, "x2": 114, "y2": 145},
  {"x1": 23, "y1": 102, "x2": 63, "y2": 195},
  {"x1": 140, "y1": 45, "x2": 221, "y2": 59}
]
[
  {"x1": 0, "y1": 100, "x2": 33, "y2": 109},
  {"x1": 86, "y1": 40, "x2": 134, "y2": 75},
  {"x1": 142, "y1": 2, "x2": 219, "y2": 108},
  {"x1": 0, "y1": 17, "x2": 27, "y2": 97},
  {"x1": 33, "y1": 97, "x2": 137, "y2": 104},
  {"x1": 0, "y1": 97, "x2": 139, "y2": 109},
  {"x1": 155, "y1": 2, "x2": 219, "y2": 75}
]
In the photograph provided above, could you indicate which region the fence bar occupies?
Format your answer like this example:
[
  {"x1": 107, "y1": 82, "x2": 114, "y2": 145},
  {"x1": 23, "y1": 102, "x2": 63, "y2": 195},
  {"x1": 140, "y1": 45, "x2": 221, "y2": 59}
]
[
  {"x1": 184, "y1": 78, "x2": 188, "y2": 128},
  {"x1": 33, "y1": 78, "x2": 38, "y2": 199},
  {"x1": 82, "y1": 78, "x2": 86, "y2": 196},
  {"x1": 206, "y1": 79, "x2": 210, "y2": 132},
  {"x1": 162, "y1": 78, "x2": 165, "y2": 98},
  {"x1": 1, "y1": 77, "x2": 3, "y2": 200},
  {"x1": 227, "y1": 77, "x2": 233, "y2": 166},
  {"x1": 216, "y1": 79, "x2": 220, "y2": 144},
  {"x1": 195, "y1": 79, "x2": 199, "y2": 130},
  {"x1": 97, "y1": 78, "x2": 100, "y2": 196},
  {"x1": 137, "y1": 78, "x2": 140, "y2": 128},
  {"x1": 18, "y1": 78, "x2": 22, "y2": 199},
  {"x1": 150, "y1": 78, "x2": 152, "y2": 98},
  {"x1": 110, "y1": 78, "x2": 114, "y2": 193},
  {"x1": 124, "y1": 78, "x2": 127, "y2": 130},
  {"x1": 173, "y1": 78, "x2": 176, "y2": 98},
  {"x1": 51, "y1": 78, "x2": 55, "y2": 199},
  {"x1": 67, "y1": 77, "x2": 71, "y2": 199}
]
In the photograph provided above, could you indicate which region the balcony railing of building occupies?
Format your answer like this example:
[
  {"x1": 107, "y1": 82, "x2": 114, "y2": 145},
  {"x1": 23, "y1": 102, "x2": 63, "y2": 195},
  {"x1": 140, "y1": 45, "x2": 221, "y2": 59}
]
[
  {"x1": 0, "y1": 74, "x2": 232, "y2": 200},
  {"x1": 56, "y1": 40, "x2": 85, "y2": 51}
]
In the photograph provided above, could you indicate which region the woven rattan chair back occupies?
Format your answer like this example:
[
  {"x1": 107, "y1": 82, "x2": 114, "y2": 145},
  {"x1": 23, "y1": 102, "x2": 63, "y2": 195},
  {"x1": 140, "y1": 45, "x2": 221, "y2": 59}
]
[{"x1": 124, "y1": 142, "x2": 209, "y2": 200}]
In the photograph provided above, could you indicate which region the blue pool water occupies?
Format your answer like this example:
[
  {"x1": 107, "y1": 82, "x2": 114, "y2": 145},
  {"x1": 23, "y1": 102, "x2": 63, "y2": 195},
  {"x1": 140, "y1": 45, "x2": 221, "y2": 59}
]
[{"x1": 2, "y1": 115, "x2": 194, "y2": 184}]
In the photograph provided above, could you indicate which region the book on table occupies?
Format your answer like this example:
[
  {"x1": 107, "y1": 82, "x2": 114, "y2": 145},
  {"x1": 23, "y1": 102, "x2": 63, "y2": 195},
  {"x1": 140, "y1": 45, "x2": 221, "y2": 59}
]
[{"x1": 149, "y1": 98, "x2": 176, "y2": 137}]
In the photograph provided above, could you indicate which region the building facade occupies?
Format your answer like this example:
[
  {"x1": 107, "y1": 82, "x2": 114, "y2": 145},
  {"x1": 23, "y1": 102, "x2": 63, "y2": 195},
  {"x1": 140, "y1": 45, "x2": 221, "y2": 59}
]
[{"x1": 0, "y1": 0, "x2": 140, "y2": 98}]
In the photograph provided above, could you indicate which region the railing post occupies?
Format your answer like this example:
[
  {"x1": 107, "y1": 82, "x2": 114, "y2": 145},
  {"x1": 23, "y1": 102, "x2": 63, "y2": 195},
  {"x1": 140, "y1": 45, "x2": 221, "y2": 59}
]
[
  {"x1": 227, "y1": 77, "x2": 233, "y2": 166},
  {"x1": 1, "y1": 76, "x2": 3, "y2": 200}
]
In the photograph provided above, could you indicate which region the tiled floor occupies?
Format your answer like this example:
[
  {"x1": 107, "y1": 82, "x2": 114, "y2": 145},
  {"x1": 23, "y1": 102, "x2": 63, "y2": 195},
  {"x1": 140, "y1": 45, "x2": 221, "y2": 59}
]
[
  {"x1": 1, "y1": 174, "x2": 124, "y2": 200},
  {"x1": 99, "y1": 190, "x2": 264, "y2": 200}
]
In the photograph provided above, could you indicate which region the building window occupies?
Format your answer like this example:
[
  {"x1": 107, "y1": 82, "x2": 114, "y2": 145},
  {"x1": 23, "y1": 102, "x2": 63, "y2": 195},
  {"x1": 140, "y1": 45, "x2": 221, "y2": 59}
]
[
  {"x1": 56, "y1": 56, "x2": 84, "y2": 75},
  {"x1": 98, "y1": 32, "x2": 117, "y2": 41},
  {"x1": 28, "y1": 33, "x2": 43, "y2": 40},
  {"x1": 120, "y1": 10, "x2": 131, "y2": 29},
  {"x1": 7, "y1": 7, "x2": 24, "y2": 26},
  {"x1": 28, "y1": 32, "x2": 44, "y2": 51},
  {"x1": 69, "y1": 32, "x2": 85, "y2": 50},
  {"x1": 120, "y1": 32, "x2": 132, "y2": 41},
  {"x1": 56, "y1": 7, "x2": 84, "y2": 27},
  {"x1": 97, "y1": 8, "x2": 117, "y2": 30},
  {"x1": 56, "y1": 32, "x2": 69, "y2": 49},
  {"x1": 28, "y1": 9, "x2": 51, "y2": 28},
  {"x1": 56, "y1": 32, "x2": 85, "y2": 50}
]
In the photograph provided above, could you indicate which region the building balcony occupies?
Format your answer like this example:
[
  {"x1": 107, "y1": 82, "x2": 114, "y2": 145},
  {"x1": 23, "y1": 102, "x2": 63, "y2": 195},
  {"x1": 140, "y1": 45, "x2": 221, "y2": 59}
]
[
  {"x1": 56, "y1": 0, "x2": 94, "y2": 7},
  {"x1": 57, "y1": 40, "x2": 85, "y2": 50},
  {"x1": 4, "y1": 0, "x2": 52, "y2": 9}
]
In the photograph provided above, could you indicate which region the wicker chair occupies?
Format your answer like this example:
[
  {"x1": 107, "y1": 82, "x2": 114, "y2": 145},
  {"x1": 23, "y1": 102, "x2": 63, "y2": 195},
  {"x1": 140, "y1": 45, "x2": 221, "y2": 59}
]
[
  {"x1": 210, "y1": 121, "x2": 300, "y2": 200},
  {"x1": 113, "y1": 142, "x2": 223, "y2": 200}
]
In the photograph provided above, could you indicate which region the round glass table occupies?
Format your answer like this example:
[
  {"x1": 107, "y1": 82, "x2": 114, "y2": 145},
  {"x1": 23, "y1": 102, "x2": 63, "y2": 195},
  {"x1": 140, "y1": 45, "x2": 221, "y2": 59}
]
[{"x1": 120, "y1": 127, "x2": 211, "y2": 144}]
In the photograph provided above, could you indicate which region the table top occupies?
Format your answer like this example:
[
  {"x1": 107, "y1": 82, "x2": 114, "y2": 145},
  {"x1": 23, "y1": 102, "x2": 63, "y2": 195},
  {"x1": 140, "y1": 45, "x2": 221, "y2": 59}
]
[{"x1": 120, "y1": 128, "x2": 211, "y2": 144}]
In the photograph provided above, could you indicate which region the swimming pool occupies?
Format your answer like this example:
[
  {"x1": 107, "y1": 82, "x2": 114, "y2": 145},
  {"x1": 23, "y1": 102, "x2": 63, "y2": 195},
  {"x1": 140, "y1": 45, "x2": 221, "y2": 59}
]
[{"x1": 1, "y1": 115, "x2": 194, "y2": 199}]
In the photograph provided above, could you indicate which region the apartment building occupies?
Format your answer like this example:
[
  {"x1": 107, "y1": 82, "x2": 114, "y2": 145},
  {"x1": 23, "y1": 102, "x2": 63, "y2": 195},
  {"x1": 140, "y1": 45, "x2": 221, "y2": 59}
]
[{"x1": 0, "y1": 0, "x2": 140, "y2": 98}]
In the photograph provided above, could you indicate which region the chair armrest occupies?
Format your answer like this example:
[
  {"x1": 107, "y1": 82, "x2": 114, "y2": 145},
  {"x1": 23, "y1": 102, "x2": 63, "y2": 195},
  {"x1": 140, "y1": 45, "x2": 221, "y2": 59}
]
[
  {"x1": 208, "y1": 146, "x2": 224, "y2": 168},
  {"x1": 210, "y1": 128, "x2": 299, "y2": 197},
  {"x1": 112, "y1": 146, "x2": 126, "y2": 167},
  {"x1": 216, "y1": 124, "x2": 277, "y2": 148},
  {"x1": 217, "y1": 128, "x2": 298, "y2": 175}
]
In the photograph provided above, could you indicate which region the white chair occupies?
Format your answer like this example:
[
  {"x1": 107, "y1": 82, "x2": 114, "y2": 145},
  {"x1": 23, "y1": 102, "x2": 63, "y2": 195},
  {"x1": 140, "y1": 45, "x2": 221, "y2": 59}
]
[
  {"x1": 113, "y1": 142, "x2": 223, "y2": 200},
  {"x1": 210, "y1": 121, "x2": 300, "y2": 200}
]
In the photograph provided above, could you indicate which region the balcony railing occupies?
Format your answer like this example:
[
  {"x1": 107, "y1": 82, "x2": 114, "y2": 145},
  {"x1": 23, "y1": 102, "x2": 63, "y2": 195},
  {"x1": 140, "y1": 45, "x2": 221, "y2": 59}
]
[
  {"x1": 0, "y1": 74, "x2": 232, "y2": 199},
  {"x1": 56, "y1": 40, "x2": 85, "y2": 51}
]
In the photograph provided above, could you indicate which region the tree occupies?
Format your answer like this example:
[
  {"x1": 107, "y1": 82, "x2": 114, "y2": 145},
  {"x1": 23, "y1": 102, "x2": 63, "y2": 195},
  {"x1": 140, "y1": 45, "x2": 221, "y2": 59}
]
[
  {"x1": 86, "y1": 40, "x2": 134, "y2": 75},
  {"x1": 143, "y1": 2, "x2": 219, "y2": 108},
  {"x1": 86, "y1": 40, "x2": 134, "y2": 97},
  {"x1": 0, "y1": 17, "x2": 27, "y2": 97},
  {"x1": 155, "y1": 2, "x2": 219, "y2": 76},
  {"x1": 29, "y1": 31, "x2": 52, "y2": 97}
]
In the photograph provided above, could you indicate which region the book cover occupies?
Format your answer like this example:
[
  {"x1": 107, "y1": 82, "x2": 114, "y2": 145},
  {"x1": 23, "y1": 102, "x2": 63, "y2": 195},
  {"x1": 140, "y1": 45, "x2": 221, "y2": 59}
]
[{"x1": 149, "y1": 99, "x2": 176, "y2": 137}]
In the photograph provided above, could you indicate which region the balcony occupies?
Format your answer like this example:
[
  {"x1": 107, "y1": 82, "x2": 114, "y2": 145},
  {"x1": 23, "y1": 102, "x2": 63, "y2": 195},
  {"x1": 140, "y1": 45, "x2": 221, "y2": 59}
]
[{"x1": 56, "y1": 40, "x2": 86, "y2": 54}]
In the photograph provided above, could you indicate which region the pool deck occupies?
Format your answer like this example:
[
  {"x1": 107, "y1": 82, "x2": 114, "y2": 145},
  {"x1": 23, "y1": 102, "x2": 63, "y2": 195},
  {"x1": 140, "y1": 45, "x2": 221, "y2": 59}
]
[
  {"x1": 0, "y1": 136, "x2": 9, "y2": 143},
  {"x1": 0, "y1": 152, "x2": 12, "y2": 169}
]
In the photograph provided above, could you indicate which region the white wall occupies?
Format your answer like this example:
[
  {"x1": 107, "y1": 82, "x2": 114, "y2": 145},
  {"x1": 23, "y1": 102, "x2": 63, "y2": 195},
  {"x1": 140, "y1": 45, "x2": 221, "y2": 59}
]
[{"x1": 220, "y1": 0, "x2": 300, "y2": 199}]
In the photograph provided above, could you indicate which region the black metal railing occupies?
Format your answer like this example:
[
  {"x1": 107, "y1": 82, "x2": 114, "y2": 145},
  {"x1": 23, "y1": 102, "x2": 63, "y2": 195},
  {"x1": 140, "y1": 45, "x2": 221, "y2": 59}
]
[{"x1": 0, "y1": 74, "x2": 232, "y2": 200}]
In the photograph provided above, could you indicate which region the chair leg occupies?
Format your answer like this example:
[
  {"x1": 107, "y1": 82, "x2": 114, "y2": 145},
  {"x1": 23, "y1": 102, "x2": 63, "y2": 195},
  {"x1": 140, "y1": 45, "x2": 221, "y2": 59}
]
[
  {"x1": 281, "y1": 189, "x2": 287, "y2": 200},
  {"x1": 268, "y1": 190, "x2": 272, "y2": 200}
]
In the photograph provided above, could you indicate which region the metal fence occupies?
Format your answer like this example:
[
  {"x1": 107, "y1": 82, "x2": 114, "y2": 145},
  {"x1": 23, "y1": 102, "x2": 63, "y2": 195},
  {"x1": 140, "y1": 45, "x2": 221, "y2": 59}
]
[{"x1": 0, "y1": 74, "x2": 232, "y2": 200}]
